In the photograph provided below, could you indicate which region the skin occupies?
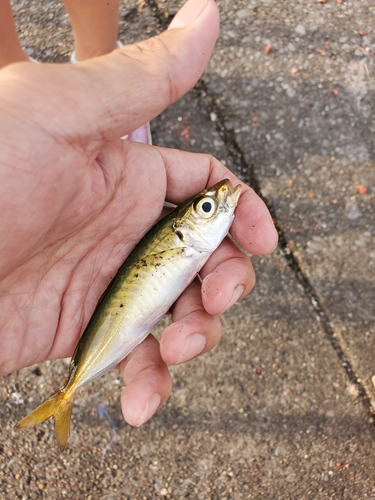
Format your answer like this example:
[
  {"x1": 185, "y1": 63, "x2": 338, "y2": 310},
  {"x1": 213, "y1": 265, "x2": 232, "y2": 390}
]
[
  {"x1": 0, "y1": 0, "x2": 278, "y2": 428},
  {"x1": 61, "y1": 0, "x2": 120, "y2": 61},
  {"x1": 0, "y1": 0, "x2": 29, "y2": 67},
  {"x1": 0, "y1": 0, "x2": 120, "y2": 68}
]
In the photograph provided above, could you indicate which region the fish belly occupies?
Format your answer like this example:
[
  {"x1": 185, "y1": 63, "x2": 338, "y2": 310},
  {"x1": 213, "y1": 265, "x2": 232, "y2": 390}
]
[{"x1": 74, "y1": 248, "x2": 208, "y2": 388}]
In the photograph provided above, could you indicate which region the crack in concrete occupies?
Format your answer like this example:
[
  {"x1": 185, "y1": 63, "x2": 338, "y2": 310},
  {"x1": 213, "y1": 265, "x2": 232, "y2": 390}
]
[
  {"x1": 150, "y1": 0, "x2": 375, "y2": 423},
  {"x1": 195, "y1": 80, "x2": 375, "y2": 422}
]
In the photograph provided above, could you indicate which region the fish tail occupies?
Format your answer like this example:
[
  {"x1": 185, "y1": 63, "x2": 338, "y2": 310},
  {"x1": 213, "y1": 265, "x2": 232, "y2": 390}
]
[{"x1": 16, "y1": 391, "x2": 74, "y2": 452}]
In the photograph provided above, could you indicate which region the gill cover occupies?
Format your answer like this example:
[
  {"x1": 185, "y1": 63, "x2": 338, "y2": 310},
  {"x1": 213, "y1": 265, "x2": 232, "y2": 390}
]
[{"x1": 173, "y1": 179, "x2": 242, "y2": 252}]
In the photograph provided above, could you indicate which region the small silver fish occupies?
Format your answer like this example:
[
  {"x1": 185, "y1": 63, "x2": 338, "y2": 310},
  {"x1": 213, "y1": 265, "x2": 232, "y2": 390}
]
[{"x1": 17, "y1": 179, "x2": 242, "y2": 450}]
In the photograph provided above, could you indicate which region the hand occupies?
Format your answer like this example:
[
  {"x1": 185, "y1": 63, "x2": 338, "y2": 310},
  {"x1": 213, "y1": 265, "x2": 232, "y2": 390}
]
[{"x1": 0, "y1": 0, "x2": 277, "y2": 426}]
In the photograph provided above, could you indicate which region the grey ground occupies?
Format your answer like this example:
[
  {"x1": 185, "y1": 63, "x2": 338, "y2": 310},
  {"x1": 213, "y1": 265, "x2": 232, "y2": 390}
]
[{"x1": 1, "y1": 0, "x2": 375, "y2": 498}]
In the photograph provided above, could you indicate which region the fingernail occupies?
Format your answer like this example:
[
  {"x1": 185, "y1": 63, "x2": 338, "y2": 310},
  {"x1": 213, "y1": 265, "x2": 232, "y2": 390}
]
[
  {"x1": 169, "y1": 0, "x2": 209, "y2": 29},
  {"x1": 177, "y1": 333, "x2": 206, "y2": 364},
  {"x1": 135, "y1": 393, "x2": 161, "y2": 427},
  {"x1": 223, "y1": 284, "x2": 244, "y2": 312}
]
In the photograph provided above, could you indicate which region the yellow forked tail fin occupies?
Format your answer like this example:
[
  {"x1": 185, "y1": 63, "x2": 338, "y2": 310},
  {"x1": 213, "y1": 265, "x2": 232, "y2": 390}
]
[{"x1": 16, "y1": 391, "x2": 74, "y2": 452}]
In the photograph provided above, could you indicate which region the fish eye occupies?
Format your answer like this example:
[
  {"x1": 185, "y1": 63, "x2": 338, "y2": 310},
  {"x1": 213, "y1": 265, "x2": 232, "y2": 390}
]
[{"x1": 194, "y1": 197, "x2": 217, "y2": 218}]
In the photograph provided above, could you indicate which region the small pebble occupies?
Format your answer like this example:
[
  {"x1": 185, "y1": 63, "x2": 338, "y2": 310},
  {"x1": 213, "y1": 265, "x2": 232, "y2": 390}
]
[{"x1": 295, "y1": 25, "x2": 306, "y2": 36}]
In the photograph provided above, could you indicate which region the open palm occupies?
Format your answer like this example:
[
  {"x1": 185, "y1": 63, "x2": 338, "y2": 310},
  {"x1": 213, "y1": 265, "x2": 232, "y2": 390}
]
[{"x1": 0, "y1": 0, "x2": 277, "y2": 426}]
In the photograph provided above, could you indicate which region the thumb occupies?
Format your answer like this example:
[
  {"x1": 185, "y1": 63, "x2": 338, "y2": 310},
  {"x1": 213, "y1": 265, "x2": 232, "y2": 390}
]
[{"x1": 69, "y1": 0, "x2": 220, "y2": 140}]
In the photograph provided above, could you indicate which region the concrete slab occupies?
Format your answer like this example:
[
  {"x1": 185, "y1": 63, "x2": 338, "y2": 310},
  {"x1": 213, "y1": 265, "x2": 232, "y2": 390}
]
[
  {"x1": 1, "y1": 0, "x2": 375, "y2": 498},
  {"x1": 203, "y1": 0, "x2": 375, "y2": 406}
]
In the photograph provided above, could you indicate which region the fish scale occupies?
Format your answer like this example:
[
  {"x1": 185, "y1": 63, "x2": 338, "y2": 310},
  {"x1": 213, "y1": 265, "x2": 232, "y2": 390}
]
[
  {"x1": 76, "y1": 247, "x2": 206, "y2": 388},
  {"x1": 16, "y1": 179, "x2": 242, "y2": 451}
]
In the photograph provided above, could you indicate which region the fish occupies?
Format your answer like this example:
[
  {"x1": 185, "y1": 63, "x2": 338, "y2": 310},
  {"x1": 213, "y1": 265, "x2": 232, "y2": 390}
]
[{"x1": 16, "y1": 179, "x2": 242, "y2": 451}]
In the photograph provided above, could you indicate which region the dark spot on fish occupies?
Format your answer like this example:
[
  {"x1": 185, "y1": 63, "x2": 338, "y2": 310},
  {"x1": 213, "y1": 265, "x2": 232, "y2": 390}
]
[
  {"x1": 120, "y1": 304, "x2": 123, "y2": 308},
  {"x1": 176, "y1": 230, "x2": 184, "y2": 241},
  {"x1": 135, "y1": 273, "x2": 139, "y2": 278}
]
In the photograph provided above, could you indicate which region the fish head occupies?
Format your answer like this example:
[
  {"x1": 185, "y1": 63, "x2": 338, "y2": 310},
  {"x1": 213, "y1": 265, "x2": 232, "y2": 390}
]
[{"x1": 173, "y1": 179, "x2": 242, "y2": 253}]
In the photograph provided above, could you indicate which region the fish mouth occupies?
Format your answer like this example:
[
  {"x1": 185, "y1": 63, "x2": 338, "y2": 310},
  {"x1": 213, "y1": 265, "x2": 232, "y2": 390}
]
[{"x1": 214, "y1": 179, "x2": 242, "y2": 209}]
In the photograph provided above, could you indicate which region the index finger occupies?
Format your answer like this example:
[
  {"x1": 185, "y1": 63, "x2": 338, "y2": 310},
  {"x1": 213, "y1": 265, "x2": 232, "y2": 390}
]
[{"x1": 157, "y1": 146, "x2": 278, "y2": 256}]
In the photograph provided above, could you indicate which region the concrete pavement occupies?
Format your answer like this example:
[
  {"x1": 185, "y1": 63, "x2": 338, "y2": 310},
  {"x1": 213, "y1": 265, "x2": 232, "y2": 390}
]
[{"x1": 1, "y1": 0, "x2": 375, "y2": 498}]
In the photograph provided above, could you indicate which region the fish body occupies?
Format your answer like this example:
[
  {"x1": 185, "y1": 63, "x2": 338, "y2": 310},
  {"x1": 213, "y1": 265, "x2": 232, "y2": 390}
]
[{"x1": 16, "y1": 179, "x2": 242, "y2": 450}]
